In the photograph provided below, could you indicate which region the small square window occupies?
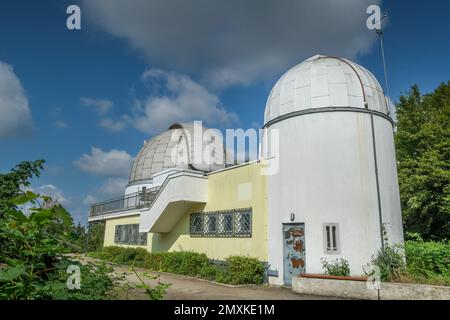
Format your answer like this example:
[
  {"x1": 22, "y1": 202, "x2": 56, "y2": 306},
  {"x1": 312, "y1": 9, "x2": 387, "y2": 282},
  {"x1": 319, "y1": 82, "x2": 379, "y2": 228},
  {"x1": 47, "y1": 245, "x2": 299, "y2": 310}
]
[{"x1": 323, "y1": 223, "x2": 340, "y2": 254}]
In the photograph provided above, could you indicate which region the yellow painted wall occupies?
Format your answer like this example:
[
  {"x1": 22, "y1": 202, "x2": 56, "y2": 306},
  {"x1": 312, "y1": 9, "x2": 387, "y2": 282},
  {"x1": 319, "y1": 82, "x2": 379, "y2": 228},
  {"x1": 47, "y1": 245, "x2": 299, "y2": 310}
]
[
  {"x1": 103, "y1": 213, "x2": 147, "y2": 248},
  {"x1": 102, "y1": 162, "x2": 267, "y2": 261}
]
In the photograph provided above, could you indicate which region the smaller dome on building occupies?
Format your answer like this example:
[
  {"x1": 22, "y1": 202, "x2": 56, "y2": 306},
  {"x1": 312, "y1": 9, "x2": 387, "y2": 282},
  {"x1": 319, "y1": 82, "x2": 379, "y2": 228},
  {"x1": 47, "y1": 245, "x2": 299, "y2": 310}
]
[
  {"x1": 264, "y1": 54, "x2": 389, "y2": 126},
  {"x1": 129, "y1": 122, "x2": 229, "y2": 184}
]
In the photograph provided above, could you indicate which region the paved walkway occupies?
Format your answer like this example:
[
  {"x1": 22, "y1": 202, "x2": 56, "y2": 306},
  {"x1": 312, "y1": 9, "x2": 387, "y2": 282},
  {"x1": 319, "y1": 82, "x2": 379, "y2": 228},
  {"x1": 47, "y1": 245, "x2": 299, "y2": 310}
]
[{"x1": 72, "y1": 255, "x2": 338, "y2": 300}]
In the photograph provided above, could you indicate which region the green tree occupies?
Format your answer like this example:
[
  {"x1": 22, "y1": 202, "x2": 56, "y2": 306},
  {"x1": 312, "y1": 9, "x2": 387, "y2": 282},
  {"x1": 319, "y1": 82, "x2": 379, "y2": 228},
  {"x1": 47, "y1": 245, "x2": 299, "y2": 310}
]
[
  {"x1": 86, "y1": 222, "x2": 105, "y2": 252},
  {"x1": 0, "y1": 161, "x2": 115, "y2": 299},
  {"x1": 0, "y1": 160, "x2": 45, "y2": 216},
  {"x1": 395, "y1": 82, "x2": 450, "y2": 240}
]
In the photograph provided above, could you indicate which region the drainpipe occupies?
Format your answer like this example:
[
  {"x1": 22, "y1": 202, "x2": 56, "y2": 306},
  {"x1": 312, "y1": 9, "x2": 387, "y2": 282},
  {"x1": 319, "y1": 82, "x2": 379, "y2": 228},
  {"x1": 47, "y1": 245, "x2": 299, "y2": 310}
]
[{"x1": 370, "y1": 109, "x2": 385, "y2": 250}]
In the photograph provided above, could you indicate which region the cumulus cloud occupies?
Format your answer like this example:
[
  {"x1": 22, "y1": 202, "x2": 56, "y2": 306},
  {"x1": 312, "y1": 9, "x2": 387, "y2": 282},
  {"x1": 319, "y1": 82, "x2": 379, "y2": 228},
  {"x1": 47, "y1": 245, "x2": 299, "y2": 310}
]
[
  {"x1": 38, "y1": 184, "x2": 70, "y2": 206},
  {"x1": 81, "y1": 97, "x2": 131, "y2": 133},
  {"x1": 83, "y1": 0, "x2": 380, "y2": 87},
  {"x1": 81, "y1": 97, "x2": 113, "y2": 115},
  {"x1": 98, "y1": 177, "x2": 128, "y2": 197},
  {"x1": 74, "y1": 147, "x2": 134, "y2": 177},
  {"x1": 82, "y1": 177, "x2": 127, "y2": 210},
  {"x1": 54, "y1": 120, "x2": 69, "y2": 129},
  {"x1": 82, "y1": 194, "x2": 98, "y2": 206},
  {"x1": 99, "y1": 116, "x2": 130, "y2": 133},
  {"x1": 132, "y1": 69, "x2": 238, "y2": 133},
  {"x1": 0, "y1": 61, "x2": 34, "y2": 138}
]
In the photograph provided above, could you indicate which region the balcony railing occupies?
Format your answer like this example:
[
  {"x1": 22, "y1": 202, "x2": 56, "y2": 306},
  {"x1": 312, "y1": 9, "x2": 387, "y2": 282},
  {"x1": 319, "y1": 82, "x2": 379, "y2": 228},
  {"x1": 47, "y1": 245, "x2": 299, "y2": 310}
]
[{"x1": 89, "y1": 187, "x2": 159, "y2": 218}]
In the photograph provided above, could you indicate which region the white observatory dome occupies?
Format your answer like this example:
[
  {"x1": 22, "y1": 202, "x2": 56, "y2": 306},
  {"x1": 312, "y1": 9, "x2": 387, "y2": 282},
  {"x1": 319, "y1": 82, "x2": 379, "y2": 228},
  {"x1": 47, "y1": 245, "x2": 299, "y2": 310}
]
[
  {"x1": 264, "y1": 54, "x2": 389, "y2": 126},
  {"x1": 129, "y1": 122, "x2": 228, "y2": 184},
  {"x1": 263, "y1": 54, "x2": 403, "y2": 284}
]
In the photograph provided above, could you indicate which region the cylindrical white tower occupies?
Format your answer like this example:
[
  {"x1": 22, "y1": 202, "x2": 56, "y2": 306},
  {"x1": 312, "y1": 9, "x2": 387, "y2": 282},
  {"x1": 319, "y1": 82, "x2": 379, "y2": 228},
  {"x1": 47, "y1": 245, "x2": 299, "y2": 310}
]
[{"x1": 263, "y1": 54, "x2": 404, "y2": 285}]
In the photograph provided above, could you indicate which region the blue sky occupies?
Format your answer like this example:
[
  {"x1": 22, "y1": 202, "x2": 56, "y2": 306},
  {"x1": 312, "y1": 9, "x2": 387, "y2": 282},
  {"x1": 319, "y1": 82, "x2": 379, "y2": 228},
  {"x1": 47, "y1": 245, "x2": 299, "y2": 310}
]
[{"x1": 0, "y1": 0, "x2": 449, "y2": 224}]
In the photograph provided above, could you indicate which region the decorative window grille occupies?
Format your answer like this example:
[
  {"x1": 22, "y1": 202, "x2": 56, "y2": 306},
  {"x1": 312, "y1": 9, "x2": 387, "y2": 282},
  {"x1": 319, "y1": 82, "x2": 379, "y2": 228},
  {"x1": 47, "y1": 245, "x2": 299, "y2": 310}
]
[
  {"x1": 190, "y1": 208, "x2": 252, "y2": 238},
  {"x1": 204, "y1": 213, "x2": 217, "y2": 235},
  {"x1": 323, "y1": 223, "x2": 340, "y2": 254},
  {"x1": 114, "y1": 224, "x2": 147, "y2": 245},
  {"x1": 190, "y1": 213, "x2": 203, "y2": 235},
  {"x1": 223, "y1": 213, "x2": 233, "y2": 235}
]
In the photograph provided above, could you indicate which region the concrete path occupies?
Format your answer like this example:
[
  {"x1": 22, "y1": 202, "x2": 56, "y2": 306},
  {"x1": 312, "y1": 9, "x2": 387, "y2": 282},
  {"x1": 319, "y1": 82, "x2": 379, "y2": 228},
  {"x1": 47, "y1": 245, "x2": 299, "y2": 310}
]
[{"x1": 72, "y1": 254, "x2": 338, "y2": 300}]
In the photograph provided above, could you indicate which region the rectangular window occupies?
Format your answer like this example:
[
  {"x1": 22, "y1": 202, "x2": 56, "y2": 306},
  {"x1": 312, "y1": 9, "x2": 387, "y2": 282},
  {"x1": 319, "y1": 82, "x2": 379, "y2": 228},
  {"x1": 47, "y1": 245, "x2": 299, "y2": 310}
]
[
  {"x1": 223, "y1": 213, "x2": 233, "y2": 234},
  {"x1": 236, "y1": 210, "x2": 252, "y2": 235},
  {"x1": 323, "y1": 223, "x2": 339, "y2": 254},
  {"x1": 205, "y1": 214, "x2": 217, "y2": 235},
  {"x1": 189, "y1": 208, "x2": 252, "y2": 237},
  {"x1": 190, "y1": 213, "x2": 203, "y2": 235},
  {"x1": 114, "y1": 224, "x2": 147, "y2": 246}
]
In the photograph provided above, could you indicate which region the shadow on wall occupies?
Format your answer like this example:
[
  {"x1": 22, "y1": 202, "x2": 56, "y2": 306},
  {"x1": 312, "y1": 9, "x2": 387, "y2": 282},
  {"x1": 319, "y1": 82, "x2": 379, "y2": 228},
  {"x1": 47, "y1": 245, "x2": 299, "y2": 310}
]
[{"x1": 150, "y1": 203, "x2": 206, "y2": 253}]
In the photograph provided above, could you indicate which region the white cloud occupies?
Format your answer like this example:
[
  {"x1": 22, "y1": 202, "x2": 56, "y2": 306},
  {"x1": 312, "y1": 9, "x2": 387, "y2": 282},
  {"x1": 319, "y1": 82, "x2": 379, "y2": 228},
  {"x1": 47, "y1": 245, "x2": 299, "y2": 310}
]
[
  {"x1": 81, "y1": 97, "x2": 113, "y2": 115},
  {"x1": 74, "y1": 147, "x2": 134, "y2": 177},
  {"x1": 54, "y1": 120, "x2": 69, "y2": 129},
  {"x1": 81, "y1": 98, "x2": 130, "y2": 133},
  {"x1": 98, "y1": 177, "x2": 128, "y2": 197},
  {"x1": 82, "y1": 194, "x2": 98, "y2": 206},
  {"x1": 99, "y1": 116, "x2": 130, "y2": 133},
  {"x1": 38, "y1": 184, "x2": 70, "y2": 206},
  {"x1": 0, "y1": 61, "x2": 34, "y2": 138},
  {"x1": 83, "y1": 0, "x2": 380, "y2": 88},
  {"x1": 133, "y1": 69, "x2": 238, "y2": 133}
]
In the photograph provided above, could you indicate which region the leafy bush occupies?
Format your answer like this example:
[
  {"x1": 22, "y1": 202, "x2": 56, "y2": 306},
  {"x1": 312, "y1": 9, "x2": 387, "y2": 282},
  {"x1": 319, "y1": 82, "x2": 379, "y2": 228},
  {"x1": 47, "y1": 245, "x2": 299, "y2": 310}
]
[
  {"x1": 0, "y1": 161, "x2": 170, "y2": 300},
  {"x1": 144, "y1": 252, "x2": 165, "y2": 271},
  {"x1": 225, "y1": 256, "x2": 265, "y2": 285},
  {"x1": 160, "y1": 251, "x2": 209, "y2": 276},
  {"x1": 91, "y1": 247, "x2": 266, "y2": 285},
  {"x1": 0, "y1": 192, "x2": 116, "y2": 299},
  {"x1": 321, "y1": 258, "x2": 350, "y2": 277},
  {"x1": 91, "y1": 248, "x2": 209, "y2": 277},
  {"x1": 405, "y1": 239, "x2": 450, "y2": 278},
  {"x1": 198, "y1": 265, "x2": 218, "y2": 281},
  {"x1": 86, "y1": 222, "x2": 105, "y2": 252},
  {"x1": 364, "y1": 246, "x2": 406, "y2": 282},
  {"x1": 44, "y1": 260, "x2": 115, "y2": 300}
]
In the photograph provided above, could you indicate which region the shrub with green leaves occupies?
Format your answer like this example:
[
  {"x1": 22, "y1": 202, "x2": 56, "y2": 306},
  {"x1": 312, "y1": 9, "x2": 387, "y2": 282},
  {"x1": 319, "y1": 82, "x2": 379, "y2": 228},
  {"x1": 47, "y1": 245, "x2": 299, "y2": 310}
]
[
  {"x1": 321, "y1": 258, "x2": 350, "y2": 277},
  {"x1": 90, "y1": 247, "x2": 266, "y2": 285},
  {"x1": 0, "y1": 161, "x2": 118, "y2": 300},
  {"x1": 91, "y1": 248, "x2": 210, "y2": 277},
  {"x1": 198, "y1": 264, "x2": 218, "y2": 281},
  {"x1": 160, "y1": 251, "x2": 209, "y2": 276},
  {"x1": 405, "y1": 239, "x2": 450, "y2": 278},
  {"x1": 364, "y1": 246, "x2": 406, "y2": 282},
  {"x1": 225, "y1": 256, "x2": 265, "y2": 285},
  {"x1": 0, "y1": 191, "x2": 116, "y2": 300}
]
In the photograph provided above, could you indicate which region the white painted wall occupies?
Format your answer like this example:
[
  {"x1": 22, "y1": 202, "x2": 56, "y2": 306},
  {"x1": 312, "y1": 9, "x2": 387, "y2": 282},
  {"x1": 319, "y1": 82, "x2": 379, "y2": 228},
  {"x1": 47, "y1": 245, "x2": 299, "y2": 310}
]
[
  {"x1": 264, "y1": 112, "x2": 403, "y2": 285},
  {"x1": 374, "y1": 117, "x2": 404, "y2": 246},
  {"x1": 139, "y1": 171, "x2": 208, "y2": 233},
  {"x1": 124, "y1": 168, "x2": 183, "y2": 195}
]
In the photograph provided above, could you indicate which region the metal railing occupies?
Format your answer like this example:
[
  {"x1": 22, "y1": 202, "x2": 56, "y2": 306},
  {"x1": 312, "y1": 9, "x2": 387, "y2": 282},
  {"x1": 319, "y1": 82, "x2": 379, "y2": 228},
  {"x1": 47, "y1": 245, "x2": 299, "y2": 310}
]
[{"x1": 89, "y1": 187, "x2": 159, "y2": 217}]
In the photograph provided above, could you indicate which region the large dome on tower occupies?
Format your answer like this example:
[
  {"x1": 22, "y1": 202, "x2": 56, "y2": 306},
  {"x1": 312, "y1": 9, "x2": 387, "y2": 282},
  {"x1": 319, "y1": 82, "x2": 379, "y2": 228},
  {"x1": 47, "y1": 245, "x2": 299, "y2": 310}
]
[
  {"x1": 264, "y1": 54, "x2": 389, "y2": 126},
  {"x1": 129, "y1": 122, "x2": 229, "y2": 184}
]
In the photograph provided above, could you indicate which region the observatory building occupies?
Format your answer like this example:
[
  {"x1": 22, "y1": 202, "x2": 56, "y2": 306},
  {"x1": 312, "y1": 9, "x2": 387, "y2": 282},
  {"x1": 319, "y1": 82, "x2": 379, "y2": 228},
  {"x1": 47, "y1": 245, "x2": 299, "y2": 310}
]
[{"x1": 88, "y1": 54, "x2": 404, "y2": 286}]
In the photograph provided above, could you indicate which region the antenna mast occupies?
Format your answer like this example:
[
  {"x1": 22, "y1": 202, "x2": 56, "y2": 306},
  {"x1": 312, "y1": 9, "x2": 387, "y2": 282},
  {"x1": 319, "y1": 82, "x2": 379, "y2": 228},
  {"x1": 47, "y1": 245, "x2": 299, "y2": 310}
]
[{"x1": 376, "y1": 15, "x2": 392, "y2": 115}]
